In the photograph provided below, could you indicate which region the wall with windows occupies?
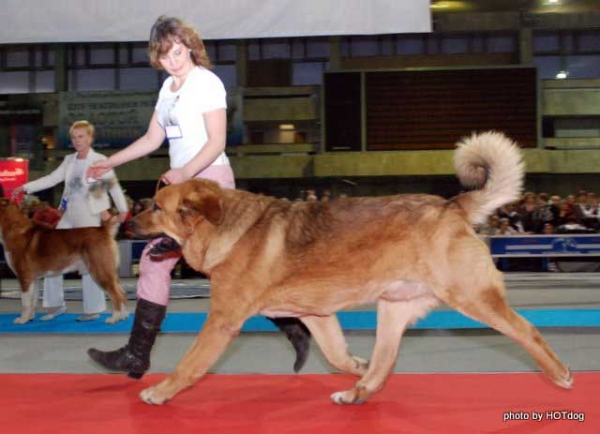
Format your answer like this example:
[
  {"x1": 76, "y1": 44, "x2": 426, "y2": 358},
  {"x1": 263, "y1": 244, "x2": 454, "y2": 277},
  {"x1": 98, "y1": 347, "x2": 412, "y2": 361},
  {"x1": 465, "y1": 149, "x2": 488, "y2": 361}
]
[
  {"x1": 3, "y1": 28, "x2": 598, "y2": 94},
  {"x1": 1, "y1": 15, "x2": 600, "y2": 200}
]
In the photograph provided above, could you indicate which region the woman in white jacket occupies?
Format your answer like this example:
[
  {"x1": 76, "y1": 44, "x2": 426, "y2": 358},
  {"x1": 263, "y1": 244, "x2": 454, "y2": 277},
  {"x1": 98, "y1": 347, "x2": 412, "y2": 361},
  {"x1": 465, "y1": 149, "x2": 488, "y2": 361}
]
[{"x1": 13, "y1": 120, "x2": 129, "y2": 322}]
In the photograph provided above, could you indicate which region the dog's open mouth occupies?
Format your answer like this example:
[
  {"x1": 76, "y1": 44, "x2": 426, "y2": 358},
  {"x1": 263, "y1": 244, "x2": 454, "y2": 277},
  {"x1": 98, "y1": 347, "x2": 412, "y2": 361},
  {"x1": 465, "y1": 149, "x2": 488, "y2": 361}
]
[{"x1": 148, "y1": 235, "x2": 181, "y2": 259}]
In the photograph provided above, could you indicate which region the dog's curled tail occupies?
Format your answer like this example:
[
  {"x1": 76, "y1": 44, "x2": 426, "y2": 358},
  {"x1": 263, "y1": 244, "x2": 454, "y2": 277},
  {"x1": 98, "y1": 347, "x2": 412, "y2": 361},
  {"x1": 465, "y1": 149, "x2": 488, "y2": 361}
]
[{"x1": 454, "y1": 131, "x2": 524, "y2": 226}]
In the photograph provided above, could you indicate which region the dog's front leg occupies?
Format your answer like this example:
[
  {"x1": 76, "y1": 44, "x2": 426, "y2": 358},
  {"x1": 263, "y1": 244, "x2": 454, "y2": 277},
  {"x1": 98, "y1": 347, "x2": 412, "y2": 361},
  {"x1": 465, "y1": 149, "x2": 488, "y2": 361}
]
[
  {"x1": 140, "y1": 311, "x2": 245, "y2": 405},
  {"x1": 14, "y1": 280, "x2": 38, "y2": 324}
]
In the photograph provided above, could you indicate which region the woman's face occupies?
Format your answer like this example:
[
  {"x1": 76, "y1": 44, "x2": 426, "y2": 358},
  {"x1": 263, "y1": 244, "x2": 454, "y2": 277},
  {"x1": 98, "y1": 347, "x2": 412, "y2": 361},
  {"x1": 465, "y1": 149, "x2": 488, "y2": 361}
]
[
  {"x1": 158, "y1": 41, "x2": 194, "y2": 78},
  {"x1": 70, "y1": 127, "x2": 93, "y2": 156}
]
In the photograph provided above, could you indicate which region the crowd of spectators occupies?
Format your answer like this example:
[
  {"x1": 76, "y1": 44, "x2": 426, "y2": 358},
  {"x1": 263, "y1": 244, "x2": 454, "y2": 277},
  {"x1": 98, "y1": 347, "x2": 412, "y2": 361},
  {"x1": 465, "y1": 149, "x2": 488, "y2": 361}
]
[
  {"x1": 292, "y1": 187, "x2": 600, "y2": 238},
  {"x1": 16, "y1": 186, "x2": 600, "y2": 239},
  {"x1": 477, "y1": 190, "x2": 600, "y2": 236}
]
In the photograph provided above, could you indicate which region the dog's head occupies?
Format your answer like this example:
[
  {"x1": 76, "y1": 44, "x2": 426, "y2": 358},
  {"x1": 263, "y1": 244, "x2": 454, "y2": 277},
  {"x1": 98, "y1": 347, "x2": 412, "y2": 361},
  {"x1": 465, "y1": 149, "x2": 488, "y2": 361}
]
[
  {"x1": 130, "y1": 179, "x2": 223, "y2": 246},
  {"x1": 0, "y1": 199, "x2": 30, "y2": 243}
]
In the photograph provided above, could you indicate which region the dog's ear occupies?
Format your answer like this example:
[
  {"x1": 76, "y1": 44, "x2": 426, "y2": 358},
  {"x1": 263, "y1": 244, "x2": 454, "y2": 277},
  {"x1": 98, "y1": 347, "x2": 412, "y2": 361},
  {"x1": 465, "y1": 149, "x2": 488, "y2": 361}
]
[{"x1": 180, "y1": 190, "x2": 222, "y2": 225}]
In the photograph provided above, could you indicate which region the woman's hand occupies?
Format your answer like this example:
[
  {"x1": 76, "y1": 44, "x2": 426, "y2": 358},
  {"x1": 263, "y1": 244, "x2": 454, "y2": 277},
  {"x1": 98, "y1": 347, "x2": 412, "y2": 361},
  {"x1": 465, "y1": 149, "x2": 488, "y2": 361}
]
[
  {"x1": 11, "y1": 186, "x2": 25, "y2": 197},
  {"x1": 87, "y1": 160, "x2": 113, "y2": 180},
  {"x1": 160, "y1": 168, "x2": 190, "y2": 185}
]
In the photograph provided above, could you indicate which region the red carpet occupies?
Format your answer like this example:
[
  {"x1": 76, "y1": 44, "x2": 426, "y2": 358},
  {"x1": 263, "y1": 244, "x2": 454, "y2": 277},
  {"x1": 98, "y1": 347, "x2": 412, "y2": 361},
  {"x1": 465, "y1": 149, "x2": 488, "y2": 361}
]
[{"x1": 2, "y1": 372, "x2": 597, "y2": 434}]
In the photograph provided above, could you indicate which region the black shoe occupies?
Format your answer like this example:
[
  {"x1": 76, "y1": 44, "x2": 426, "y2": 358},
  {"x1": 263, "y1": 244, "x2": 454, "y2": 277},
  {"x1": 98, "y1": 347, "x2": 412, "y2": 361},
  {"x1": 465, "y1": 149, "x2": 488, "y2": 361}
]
[
  {"x1": 87, "y1": 298, "x2": 166, "y2": 379},
  {"x1": 267, "y1": 317, "x2": 311, "y2": 372}
]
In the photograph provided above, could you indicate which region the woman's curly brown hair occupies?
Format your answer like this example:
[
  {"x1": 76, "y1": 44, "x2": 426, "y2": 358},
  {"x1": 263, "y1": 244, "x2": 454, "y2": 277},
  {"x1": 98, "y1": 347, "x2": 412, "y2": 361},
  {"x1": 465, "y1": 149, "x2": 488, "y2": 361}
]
[{"x1": 148, "y1": 15, "x2": 212, "y2": 69}]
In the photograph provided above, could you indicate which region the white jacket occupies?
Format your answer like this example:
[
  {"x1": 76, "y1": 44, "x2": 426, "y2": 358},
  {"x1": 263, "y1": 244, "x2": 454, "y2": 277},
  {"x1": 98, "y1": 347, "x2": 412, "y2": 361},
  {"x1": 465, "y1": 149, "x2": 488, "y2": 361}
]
[{"x1": 24, "y1": 149, "x2": 128, "y2": 215}]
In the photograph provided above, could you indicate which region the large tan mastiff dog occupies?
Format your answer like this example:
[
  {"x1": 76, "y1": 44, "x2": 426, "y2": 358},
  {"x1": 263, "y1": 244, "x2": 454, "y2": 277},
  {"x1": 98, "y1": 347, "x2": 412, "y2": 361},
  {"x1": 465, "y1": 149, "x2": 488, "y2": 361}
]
[{"x1": 130, "y1": 131, "x2": 573, "y2": 405}]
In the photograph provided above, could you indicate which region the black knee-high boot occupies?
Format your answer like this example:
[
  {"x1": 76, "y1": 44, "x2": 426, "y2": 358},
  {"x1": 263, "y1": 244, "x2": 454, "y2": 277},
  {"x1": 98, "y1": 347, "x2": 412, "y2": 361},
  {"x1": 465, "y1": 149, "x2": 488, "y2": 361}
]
[{"x1": 87, "y1": 298, "x2": 166, "y2": 379}]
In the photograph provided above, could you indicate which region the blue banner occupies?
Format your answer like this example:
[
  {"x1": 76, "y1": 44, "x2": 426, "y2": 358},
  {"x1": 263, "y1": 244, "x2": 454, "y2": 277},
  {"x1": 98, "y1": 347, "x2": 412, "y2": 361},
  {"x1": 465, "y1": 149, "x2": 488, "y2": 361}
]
[{"x1": 489, "y1": 235, "x2": 600, "y2": 257}]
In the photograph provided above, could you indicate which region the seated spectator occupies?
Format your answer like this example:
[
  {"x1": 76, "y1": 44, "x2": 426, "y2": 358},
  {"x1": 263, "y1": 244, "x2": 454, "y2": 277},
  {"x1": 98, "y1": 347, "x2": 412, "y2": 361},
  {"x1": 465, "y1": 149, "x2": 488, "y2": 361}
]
[
  {"x1": 478, "y1": 214, "x2": 501, "y2": 235},
  {"x1": 535, "y1": 193, "x2": 554, "y2": 231},
  {"x1": 578, "y1": 192, "x2": 600, "y2": 230},
  {"x1": 556, "y1": 217, "x2": 594, "y2": 234},
  {"x1": 498, "y1": 202, "x2": 524, "y2": 233},
  {"x1": 498, "y1": 217, "x2": 519, "y2": 235},
  {"x1": 557, "y1": 197, "x2": 579, "y2": 227},
  {"x1": 548, "y1": 195, "x2": 562, "y2": 227},
  {"x1": 519, "y1": 192, "x2": 544, "y2": 233},
  {"x1": 542, "y1": 222, "x2": 554, "y2": 234}
]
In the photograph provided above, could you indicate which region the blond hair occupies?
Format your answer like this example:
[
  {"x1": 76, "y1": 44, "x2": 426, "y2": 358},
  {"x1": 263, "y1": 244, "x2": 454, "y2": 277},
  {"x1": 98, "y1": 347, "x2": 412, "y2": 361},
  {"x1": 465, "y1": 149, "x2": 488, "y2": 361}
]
[{"x1": 69, "y1": 120, "x2": 95, "y2": 139}]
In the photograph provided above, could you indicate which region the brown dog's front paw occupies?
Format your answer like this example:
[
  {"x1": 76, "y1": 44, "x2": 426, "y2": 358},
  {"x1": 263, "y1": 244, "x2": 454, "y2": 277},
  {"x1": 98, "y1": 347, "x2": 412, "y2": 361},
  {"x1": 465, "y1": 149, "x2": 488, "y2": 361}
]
[
  {"x1": 140, "y1": 386, "x2": 170, "y2": 405},
  {"x1": 330, "y1": 383, "x2": 371, "y2": 405},
  {"x1": 331, "y1": 390, "x2": 364, "y2": 405}
]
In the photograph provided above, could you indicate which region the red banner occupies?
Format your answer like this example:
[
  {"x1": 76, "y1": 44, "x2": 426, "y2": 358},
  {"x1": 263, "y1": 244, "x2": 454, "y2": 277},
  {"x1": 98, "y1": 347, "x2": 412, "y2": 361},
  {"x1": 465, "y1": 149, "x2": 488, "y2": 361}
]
[{"x1": 0, "y1": 158, "x2": 29, "y2": 198}]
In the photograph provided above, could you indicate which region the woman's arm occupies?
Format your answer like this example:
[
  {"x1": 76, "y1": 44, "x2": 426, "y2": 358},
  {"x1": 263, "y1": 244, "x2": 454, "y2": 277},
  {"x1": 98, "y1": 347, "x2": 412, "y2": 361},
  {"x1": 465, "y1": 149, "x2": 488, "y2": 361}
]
[
  {"x1": 87, "y1": 112, "x2": 166, "y2": 179},
  {"x1": 161, "y1": 108, "x2": 227, "y2": 185},
  {"x1": 19, "y1": 156, "x2": 70, "y2": 194}
]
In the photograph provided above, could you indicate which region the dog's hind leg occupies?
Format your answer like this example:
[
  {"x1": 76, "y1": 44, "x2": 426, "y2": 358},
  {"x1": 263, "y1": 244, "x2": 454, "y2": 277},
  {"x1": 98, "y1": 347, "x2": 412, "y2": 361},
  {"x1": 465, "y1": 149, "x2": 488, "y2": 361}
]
[
  {"x1": 139, "y1": 310, "x2": 248, "y2": 405},
  {"x1": 301, "y1": 315, "x2": 368, "y2": 377},
  {"x1": 14, "y1": 277, "x2": 37, "y2": 324},
  {"x1": 87, "y1": 259, "x2": 129, "y2": 324},
  {"x1": 443, "y1": 280, "x2": 573, "y2": 390},
  {"x1": 97, "y1": 275, "x2": 129, "y2": 324},
  {"x1": 330, "y1": 297, "x2": 431, "y2": 405}
]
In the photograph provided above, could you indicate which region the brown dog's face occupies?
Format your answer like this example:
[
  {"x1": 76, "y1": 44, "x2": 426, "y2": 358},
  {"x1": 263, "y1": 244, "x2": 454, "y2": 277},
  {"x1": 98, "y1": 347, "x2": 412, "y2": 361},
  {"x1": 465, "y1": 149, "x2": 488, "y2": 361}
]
[
  {"x1": 130, "y1": 179, "x2": 223, "y2": 245},
  {"x1": 0, "y1": 200, "x2": 27, "y2": 242}
]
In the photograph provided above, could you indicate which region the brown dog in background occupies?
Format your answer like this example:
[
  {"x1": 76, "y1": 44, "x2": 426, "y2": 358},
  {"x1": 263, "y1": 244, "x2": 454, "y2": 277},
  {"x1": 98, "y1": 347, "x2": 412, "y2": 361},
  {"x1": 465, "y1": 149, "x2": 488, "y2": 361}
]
[
  {"x1": 129, "y1": 131, "x2": 573, "y2": 406},
  {"x1": 0, "y1": 200, "x2": 128, "y2": 324}
]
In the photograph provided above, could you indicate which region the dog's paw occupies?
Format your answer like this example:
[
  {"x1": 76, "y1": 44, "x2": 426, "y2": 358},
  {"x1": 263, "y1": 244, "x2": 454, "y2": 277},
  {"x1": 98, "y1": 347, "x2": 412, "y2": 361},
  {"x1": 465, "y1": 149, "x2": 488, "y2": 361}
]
[
  {"x1": 330, "y1": 389, "x2": 365, "y2": 405},
  {"x1": 140, "y1": 387, "x2": 170, "y2": 405},
  {"x1": 13, "y1": 315, "x2": 32, "y2": 325},
  {"x1": 104, "y1": 313, "x2": 126, "y2": 324},
  {"x1": 104, "y1": 308, "x2": 130, "y2": 324},
  {"x1": 554, "y1": 367, "x2": 574, "y2": 389},
  {"x1": 104, "y1": 315, "x2": 118, "y2": 324},
  {"x1": 330, "y1": 383, "x2": 371, "y2": 405}
]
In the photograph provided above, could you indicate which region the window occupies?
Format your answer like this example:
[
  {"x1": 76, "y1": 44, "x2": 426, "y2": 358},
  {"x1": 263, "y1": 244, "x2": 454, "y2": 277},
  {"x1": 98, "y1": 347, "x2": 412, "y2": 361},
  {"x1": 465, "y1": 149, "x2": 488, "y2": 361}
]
[
  {"x1": 534, "y1": 30, "x2": 600, "y2": 79},
  {"x1": 71, "y1": 69, "x2": 115, "y2": 91},
  {"x1": 119, "y1": 68, "x2": 158, "y2": 91},
  {"x1": 6, "y1": 47, "x2": 29, "y2": 68}
]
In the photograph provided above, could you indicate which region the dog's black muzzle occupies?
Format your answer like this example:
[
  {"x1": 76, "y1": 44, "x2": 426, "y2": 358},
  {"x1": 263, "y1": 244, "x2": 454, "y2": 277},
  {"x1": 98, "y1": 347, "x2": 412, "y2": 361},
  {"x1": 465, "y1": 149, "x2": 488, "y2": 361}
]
[{"x1": 147, "y1": 236, "x2": 181, "y2": 259}]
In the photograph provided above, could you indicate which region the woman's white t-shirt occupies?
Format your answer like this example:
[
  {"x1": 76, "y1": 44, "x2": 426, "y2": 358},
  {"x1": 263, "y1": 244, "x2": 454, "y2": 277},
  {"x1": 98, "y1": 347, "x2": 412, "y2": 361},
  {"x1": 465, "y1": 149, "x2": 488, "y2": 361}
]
[{"x1": 155, "y1": 66, "x2": 230, "y2": 169}]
